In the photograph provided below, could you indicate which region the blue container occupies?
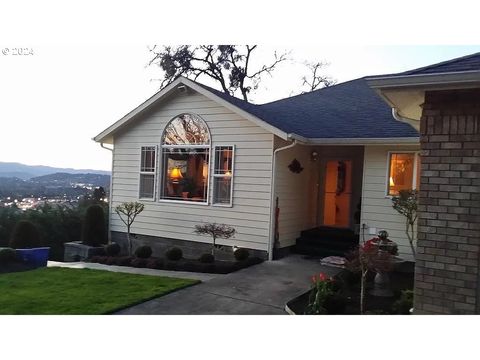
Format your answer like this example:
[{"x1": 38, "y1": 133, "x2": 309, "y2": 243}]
[{"x1": 16, "y1": 247, "x2": 50, "y2": 268}]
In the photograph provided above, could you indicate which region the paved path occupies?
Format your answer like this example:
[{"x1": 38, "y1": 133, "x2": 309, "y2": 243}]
[
  {"x1": 115, "y1": 255, "x2": 342, "y2": 315},
  {"x1": 47, "y1": 261, "x2": 219, "y2": 282}
]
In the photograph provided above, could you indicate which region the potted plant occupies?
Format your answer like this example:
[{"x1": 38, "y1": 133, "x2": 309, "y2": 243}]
[{"x1": 181, "y1": 178, "x2": 197, "y2": 199}]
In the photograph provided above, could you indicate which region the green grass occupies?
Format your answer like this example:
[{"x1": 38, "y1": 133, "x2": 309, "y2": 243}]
[{"x1": 0, "y1": 267, "x2": 199, "y2": 314}]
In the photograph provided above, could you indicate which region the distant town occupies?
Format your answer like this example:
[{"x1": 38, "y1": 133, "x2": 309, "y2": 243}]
[{"x1": 0, "y1": 162, "x2": 110, "y2": 211}]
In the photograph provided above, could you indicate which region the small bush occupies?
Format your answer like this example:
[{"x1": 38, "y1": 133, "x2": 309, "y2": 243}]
[
  {"x1": 9, "y1": 220, "x2": 41, "y2": 249},
  {"x1": 234, "y1": 248, "x2": 250, "y2": 261},
  {"x1": 95, "y1": 256, "x2": 109, "y2": 264},
  {"x1": 115, "y1": 256, "x2": 133, "y2": 267},
  {"x1": 104, "y1": 243, "x2": 121, "y2": 257},
  {"x1": 392, "y1": 290, "x2": 414, "y2": 315},
  {"x1": 105, "y1": 257, "x2": 117, "y2": 265},
  {"x1": 131, "y1": 258, "x2": 147, "y2": 268},
  {"x1": 146, "y1": 258, "x2": 164, "y2": 269},
  {"x1": 134, "y1": 245, "x2": 152, "y2": 259},
  {"x1": 165, "y1": 247, "x2": 182, "y2": 261},
  {"x1": 81, "y1": 205, "x2": 107, "y2": 247},
  {"x1": 0, "y1": 248, "x2": 17, "y2": 264},
  {"x1": 199, "y1": 253, "x2": 215, "y2": 264}
]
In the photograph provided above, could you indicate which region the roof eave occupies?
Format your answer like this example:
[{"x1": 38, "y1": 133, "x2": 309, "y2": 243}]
[
  {"x1": 288, "y1": 135, "x2": 419, "y2": 146},
  {"x1": 366, "y1": 70, "x2": 480, "y2": 90}
]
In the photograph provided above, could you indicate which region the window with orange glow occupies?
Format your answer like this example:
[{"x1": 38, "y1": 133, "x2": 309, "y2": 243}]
[{"x1": 387, "y1": 152, "x2": 420, "y2": 196}]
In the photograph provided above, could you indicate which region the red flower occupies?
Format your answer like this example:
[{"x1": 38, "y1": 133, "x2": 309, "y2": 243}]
[
  {"x1": 311, "y1": 275, "x2": 317, "y2": 283},
  {"x1": 319, "y1": 273, "x2": 327, "y2": 281}
]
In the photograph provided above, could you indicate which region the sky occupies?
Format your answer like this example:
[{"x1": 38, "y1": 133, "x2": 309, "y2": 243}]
[{"x1": 1, "y1": 44, "x2": 479, "y2": 171}]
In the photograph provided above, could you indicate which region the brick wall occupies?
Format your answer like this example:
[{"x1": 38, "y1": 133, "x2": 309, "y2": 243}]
[{"x1": 415, "y1": 89, "x2": 480, "y2": 314}]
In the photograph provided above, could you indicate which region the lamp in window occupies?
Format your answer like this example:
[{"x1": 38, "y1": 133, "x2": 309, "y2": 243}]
[
  {"x1": 225, "y1": 170, "x2": 232, "y2": 176},
  {"x1": 170, "y1": 167, "x2": 183, "y2": 183}
]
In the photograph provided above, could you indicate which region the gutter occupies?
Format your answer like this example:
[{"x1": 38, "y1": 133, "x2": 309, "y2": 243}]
[
  {"x1": 100, "y1": 142, "x2": 114, "y2": 243},
  {"x1": 391, "y1": 108, "x2": 420, "y2": 130},
  {"x1": 268, "y1": 137, "x2": 297, "y2": 261}
]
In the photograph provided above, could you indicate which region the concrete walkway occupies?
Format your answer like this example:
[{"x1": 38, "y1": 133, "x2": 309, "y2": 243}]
[
  {"x1": 47, "y1": 261, "x2": 219, "y2": 282},
  {"x1": 115, "y1": 255, "x2": 342, "y2": 315}
]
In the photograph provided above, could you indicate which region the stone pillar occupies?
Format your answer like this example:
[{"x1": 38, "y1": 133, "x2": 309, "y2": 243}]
[{"x1": 414, "y1": 89, "x2": 480, "y2": 314}]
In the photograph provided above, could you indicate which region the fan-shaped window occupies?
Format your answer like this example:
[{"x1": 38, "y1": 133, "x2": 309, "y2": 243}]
[
  {"x1": 160, "y1": 114, "x2": 211, "y2": 203},
  {"x1": 162, "y1": 113, "x2": 210, "y2": 146}
]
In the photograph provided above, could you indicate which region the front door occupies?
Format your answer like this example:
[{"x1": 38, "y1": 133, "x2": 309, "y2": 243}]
[{"x1": 322, "y1": 160, "x2": 352, "y2": 227}]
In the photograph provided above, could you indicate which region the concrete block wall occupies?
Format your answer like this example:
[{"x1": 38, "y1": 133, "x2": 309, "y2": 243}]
[{"x1": 415, "y1": 89, "x2": 480, "y2": 314}]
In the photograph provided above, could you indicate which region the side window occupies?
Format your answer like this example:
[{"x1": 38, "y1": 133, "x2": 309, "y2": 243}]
[
  {"x1": 387, "y1": 152, "x2": 420, "y2": 196},
  {"x1": 139, "y1": 146, "x2": 157, "y2": 199},
  {"x1": 213, "y1": 146, "x2": 234, "y2": 206}
]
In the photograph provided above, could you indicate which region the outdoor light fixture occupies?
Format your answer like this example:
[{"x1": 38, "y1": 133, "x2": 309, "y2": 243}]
[
  {"x1": 311, "y1": 150, "x2": 319, "y2": 162},
  {"x1": 170, "y1": 167, "x2": 183, "y2": 182}
]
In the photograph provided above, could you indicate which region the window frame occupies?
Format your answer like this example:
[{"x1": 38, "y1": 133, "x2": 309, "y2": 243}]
[
  {"x1": 158, "y1": 113, "x2": 212, "y2": 206},
  {"x1": 138, "y1": 145, "x2": 158, "y2": 201},
  {"x1": 385, "y1": 150, "x2": 420, "y2": 197},
  {"x1": 212, "y1": 145, "x2": 235, "y2": 207}
]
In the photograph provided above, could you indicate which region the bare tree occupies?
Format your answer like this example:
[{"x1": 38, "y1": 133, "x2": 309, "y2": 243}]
[
  {"x1": 148, "y1": 45, "x2": 288, "y2": 102},
  {"x1": 114, "y1": 202, "x2": 144, "y2": 256},
  {"x1": 194, "y1": 223, "x2": 235, "y2": 255},
  {"x1": 301, "y1": 61, "x2": 336, "y2": 93}
]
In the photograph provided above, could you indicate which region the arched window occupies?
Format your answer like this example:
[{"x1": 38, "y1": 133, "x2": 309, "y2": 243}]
[{"x1": 160, "y1": 114, "x2": 211, "y2": 203}]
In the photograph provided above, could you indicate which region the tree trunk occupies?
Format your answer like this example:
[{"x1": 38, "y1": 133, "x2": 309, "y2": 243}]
[
  {"x1": 406, "y1": 222, "x2": 416, "y2": 260},
  {"x1": 360, "y1": 270, "x2": 367, "y2": 315},
  {"x1": 127, "y1": 225, "x2": 131, "y2": 256},
  {"x1": 211, "y1": 235, "x2": 216, "y2": 256}
]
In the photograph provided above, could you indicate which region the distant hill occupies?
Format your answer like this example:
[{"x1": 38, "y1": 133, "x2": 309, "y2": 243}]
[
  {"x1": 31, "y1": 173, "x2": 110, "y2": 188},
  {"x1": 0, "y1": 162, "x2": 110, "y2": 180}
]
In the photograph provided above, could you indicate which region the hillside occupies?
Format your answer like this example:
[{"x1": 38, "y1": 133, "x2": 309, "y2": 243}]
[{"x1": 0, "y1": 162, "x2": 110, "y2": 180}]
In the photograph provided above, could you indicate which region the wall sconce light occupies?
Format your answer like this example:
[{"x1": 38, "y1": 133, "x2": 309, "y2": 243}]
[{"x1": 311, "y1": 150, "x2": 319, "y2": 162}]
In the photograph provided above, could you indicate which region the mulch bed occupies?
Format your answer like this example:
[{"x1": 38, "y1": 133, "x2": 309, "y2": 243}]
[
  {"x1": 287, "y1": 270, "x2": 414, "y2": 315},
  {"x1": 88, "y1": 255, "x2": 263, "y2": 274}
]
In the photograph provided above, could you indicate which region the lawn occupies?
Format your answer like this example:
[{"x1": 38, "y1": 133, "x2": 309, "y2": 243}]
[{"x1": 0, "y1": 267, "x2": 199, "y2": 314}]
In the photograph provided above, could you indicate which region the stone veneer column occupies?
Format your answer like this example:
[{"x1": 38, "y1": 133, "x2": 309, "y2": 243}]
[{"x1": 414, "y1": 89, "x2": 480, "y2": 314}]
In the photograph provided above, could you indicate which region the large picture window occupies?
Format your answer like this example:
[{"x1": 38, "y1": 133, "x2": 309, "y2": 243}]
[
  {"x1": 160, "y1": 114, "x2": 210, "y2": 203},
  {"x1": 139, "y1": 146, "x2": 157, "y2": 199},
  {"x1": 387, "y1": 152, "x2": 420, "y2": 196},
  {"x1": 213, "y1": 146, "x2": 234, "y2": 206}
]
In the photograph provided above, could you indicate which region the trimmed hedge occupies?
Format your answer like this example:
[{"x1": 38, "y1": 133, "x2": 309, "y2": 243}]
[
  {"x1": 134, "y1": 245, "x2": 152, "y2": 259},
  {"x1": 9, "y1": 220, "x2": 41, "y2": 249},
  {"x1": 82, "y1": 205, "x2": 107, "y2": 247},
  {"x1": 165, "y1": 247, "x2": 182, "y2": 261}
]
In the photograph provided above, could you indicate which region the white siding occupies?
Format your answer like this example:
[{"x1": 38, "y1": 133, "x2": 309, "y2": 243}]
[
  {"x1": 360, "y1": 145, "x2": 420, "y2": 261},
  {"x1": 274, "y1": 139, "x2": 316, "y2": 248},
  {"x1": 111, "y1": 90, "x2": 273, "y2": 251}
]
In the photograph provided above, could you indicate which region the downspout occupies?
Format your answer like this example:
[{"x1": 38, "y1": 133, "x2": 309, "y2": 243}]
[
  {"x1": 392, "y1": 108, "x2": 420, "y2": 131},
  {"x1": 100, "y1": 142, "x2": 114, "y2": 243},
  {"x1": 268, "y1": 137, "x2": 297, "y2": 261}
]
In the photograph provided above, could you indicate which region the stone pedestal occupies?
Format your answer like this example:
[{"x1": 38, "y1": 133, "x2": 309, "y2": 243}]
[{"x1": 64, "y1": 242, "x2": 105, "y2": 262}]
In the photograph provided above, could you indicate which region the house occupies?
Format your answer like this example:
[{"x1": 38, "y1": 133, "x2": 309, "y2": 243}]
[
  {"x1": 367, "y1": 52, "x2": 480, "y2": 314},
  {"x1": 94, "y1": 74, "x2": 420, "y2": 262}
]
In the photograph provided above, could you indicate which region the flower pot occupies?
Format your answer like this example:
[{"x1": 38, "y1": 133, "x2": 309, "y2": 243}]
[{"x1": 16, "y1": 247, "x2": 50, "y2": 268}]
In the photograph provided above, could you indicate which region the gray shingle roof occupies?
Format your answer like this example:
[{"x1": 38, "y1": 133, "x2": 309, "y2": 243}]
[{"x1": 197, "y1": 78, "x2": 418, "y2": 139}]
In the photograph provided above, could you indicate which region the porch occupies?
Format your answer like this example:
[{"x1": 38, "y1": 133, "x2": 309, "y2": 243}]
[{"x1": 273, "y1": 144, "x2": 364, "y2": 258}]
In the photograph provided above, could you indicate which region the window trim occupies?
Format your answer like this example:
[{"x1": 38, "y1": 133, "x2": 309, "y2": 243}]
[
  {"x1": 138, "y1": 145, "x2": 158, "y2": 201},
  {"x1": 385, "y1": 150, "x2": 420, "y2": 197},
  {"x1": 158, "y1": 113, "x2": 212, "y2": 205},
  {"x1": 212, "y1": 145, "x2": 235, "y2": 207}
]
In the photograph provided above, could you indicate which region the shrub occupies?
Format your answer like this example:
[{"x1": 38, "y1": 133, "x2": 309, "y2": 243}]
[
  {"x1": 104, "y1": 243, "x2": 121, "y2": 257},
  {"x1": 392, "y1": 290, "x2": 414, "y2": 315},
  {"x1": 115, "y1": 256, "x2": 133, "y2": 267},
  {"x1": 146, "y1": 258, "x2": 164, "y2": 269},
  {"x1": 131, "y1": 258, "x2": 147, "y2": 268},
  {"x1": 95, "y1": 256, "x2": 109, "y2": 264},
  {"x1": 134, "y1": 245, "x2": 152, "y2": 259},
  {"x1": 105, "y1": 257, "x2": 117, "y2": 265},
  {"x1": 199, "y1": 253, "x2": 215, "y2": 264},
  {"x1": 165, "y1": 247, "x2": 182, "y2": 261},
  {"x1": 0, "y1": 248, "x2": 16, "y2": 264},
  {"x1": 81, "y1": 205, "x2": 107, "y2": 247},
  {"x1": 305, "y1": 273, "x2": 336, "y2": 315},
  {"x1": 9, "y1": 220, "x2": 41, "y2": 249},
  {"x1": 234, "y1": 248, "x2": 250, "y2": 261}
]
